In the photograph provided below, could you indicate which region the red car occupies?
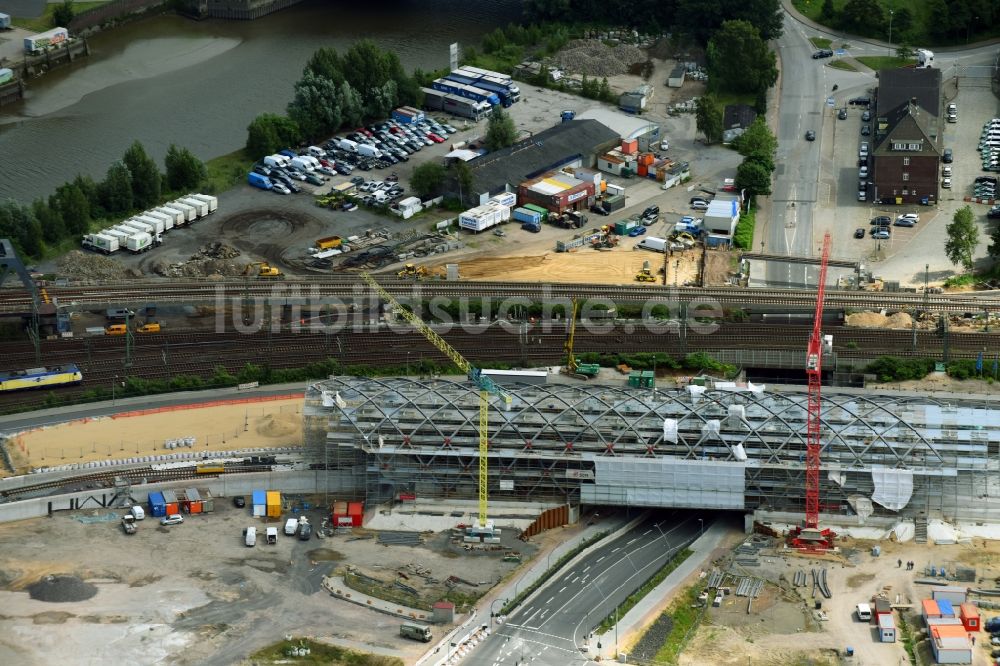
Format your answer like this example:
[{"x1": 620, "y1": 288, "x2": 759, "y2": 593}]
[
  {"x1": 427, "y1": 132, "x2": 445, "y2": 143},
  {"x1": 355, "y1": 127, "x2": 373, "y2": 138}
]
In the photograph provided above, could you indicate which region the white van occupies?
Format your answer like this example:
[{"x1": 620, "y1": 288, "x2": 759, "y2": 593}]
[
  {"x1": 264, "y1": 154, "x2": 290, "y2": 169},
  {"x1": 307, "y1": 145, "x2": 326, "y2": 158},
  {"x1": 358, "y1": 144, "x2": 383, "y2": 159},
  {"x1": 284, "y1": 518, "x2": 299, "y2": 536},
  {"x1": 130, "y1": 506, "x2": 145, "y2": 520},
  {"x1": 244, "y1": 526, "x2": 257, "y2": 547},
  {"x1": 856, "y1": 603, "x2": 872, "y2": 621},
  {"x1": 338, "y1": 138, "x2": 359, "y2": 153}
]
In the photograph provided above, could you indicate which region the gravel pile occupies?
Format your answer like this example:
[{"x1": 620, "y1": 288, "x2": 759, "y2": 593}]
[
  {"x1": 27, "y1": 575, "x2": 98, "y2": 602},
  {"x1": 57, "y1": 251, "x2": 140, "y2": 281},
  {"x1": 552, "y1": 39, "x2": 648, "y2": 77},
  {"x1": 150, "y1": 243, "x2": 246, "y2": 278},
  {"x1": 630, "y1": 612, "x2": 674, "y2": 660},
  {"x1": 191, "y1": 242, "x2": 241, "y2": 261}
]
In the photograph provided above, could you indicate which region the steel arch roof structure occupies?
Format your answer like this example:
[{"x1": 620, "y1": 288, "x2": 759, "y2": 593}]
[{"x1": 304, "y1": 376, "x2": 1000, "y2": 519}]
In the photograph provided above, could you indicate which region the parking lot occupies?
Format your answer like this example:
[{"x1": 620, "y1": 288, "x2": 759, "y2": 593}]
[{"x1": 819, "y1": 68, "x2": 1000, "y2": 284}]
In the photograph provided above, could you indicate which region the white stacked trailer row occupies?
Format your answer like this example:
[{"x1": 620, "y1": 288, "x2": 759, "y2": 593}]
[{"x1": 80, "y1": 193, "x2": 218, "y2": 254}]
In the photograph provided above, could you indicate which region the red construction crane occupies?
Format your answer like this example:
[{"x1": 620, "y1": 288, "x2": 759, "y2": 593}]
[{"x1": 790, "y1": 232, "x2": 836, "y2": 550}]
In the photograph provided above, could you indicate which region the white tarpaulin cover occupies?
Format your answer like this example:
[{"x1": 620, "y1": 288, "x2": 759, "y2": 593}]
[
  {"x1": 663, "y1": 418, "x2": 678, "y2": 444},
  {"x1": 702, "y1": 420, "x2": 720, "y2": 437},
  {"x1": 321, "y1": 391, "x2": 334, "y2": 407},
  {"x1": 871, "y1": 468, "x2": 914, "y2": 511},
  {"x1": 828, "y1": 471, "x2": 847, "y2": 487},
  {"x1": 848, "y1": 495, "x2": 875, "y2": 523},
  {"x1": 728, "y1": 404, "x2": 746, "y2": 421},
  {"x1": 335, "y1": 392, "x2": 347, "y2": 409},
  {"x1": 687, "y1": 385, "x2": 706, "y2": 403},
  {"x1": 730, "y1": 443, "x2": 748, "y2": 461}
]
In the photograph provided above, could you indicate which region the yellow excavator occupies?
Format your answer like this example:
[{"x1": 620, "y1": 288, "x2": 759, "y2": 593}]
[{"x1": 245, "y1": 262, "x2": 284, "y2": 278}]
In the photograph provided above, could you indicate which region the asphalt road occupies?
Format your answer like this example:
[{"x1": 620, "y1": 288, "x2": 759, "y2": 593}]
[{"x1": 468, "y1": 513, "x2": 701, "y2": 666}]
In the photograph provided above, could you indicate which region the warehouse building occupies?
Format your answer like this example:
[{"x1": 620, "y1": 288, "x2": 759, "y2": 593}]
[
  {"x1": 304, "y1": 377, "x2": 1000, "y2": 522},
  {"x1": 463, "y1": 119, "x2": 619, "y2": 205},
  {"x1": 517, "y1": 171, "x2": 595, "y2": 214},
  {"x1": 576, "y1": 108, "x2": 661, "y2": 152}
]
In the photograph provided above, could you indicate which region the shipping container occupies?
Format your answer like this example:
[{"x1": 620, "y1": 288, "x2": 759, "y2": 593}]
[
  {"x1": 392, "y1": 107, "x2": 425, "y2": 124},
  {"x1": 157, "y1": 206, "x2": 187, "y2": 227},
  {"x1": 522, "y1": 203, "x2": 550, "y2": 221},
  {"x1": 513, "y1": 207, "x2": 541, "y2": 225},
  {"x1": 161, "y1": 490, "x2": 179, "y2": 515},
  {"x1": 119, "y1": 220, "x2": 153, "y2": 237},
  {"x1": 125, "y1": 232, "x2": 154, "y2": 254},
  {"x1": 603, "y1": 194, "x2": 626, "y2": 212},
  {"x1": 0, "y1": 13, "x2": 11, "y2": 30},
  {"x1": 489, "y1": 191, "x2": 517, "y2": 208},
  {"x1": 24, "y1": 27, "x2": 68, "y2": 53},
  {"x1": 266, "y1": 491, "x2": 281, "y2": 518},
  {"x1": 459, "y1": 203, "x2": 505, "y2": 232},
  {"x1": 134, "y1": 214, "x2": 165, "y2": 235},
  {"x1": 179, "y1": 197, "x2": 209, "y2": 218},
  {"x1": 168, "y1": 200, "x2": 197, "y2": 222},
  {"x1": 142, "y1": 209, "x2": 174, "y2": 231},
  {"x1": 82, "y1": 233, "x2": 119, "y2": 254},
  {"x1": 252, "y1": 489, "x2": 266, "y2": 517},
  {"x1": 347, "y1": 501, "x2": 363, "y2": 515},
  {"x1": 621, "y1": 139, "x2": 638, "y2": 155},
  {"x1": 148, "y1": 491, "x2": 166, "y2": 517},
  {"x1": 614, "y1": 219, "x2": 638, "y2": 235},
  {"x1": 185, "y1": 194, "x2": 217, "y2": 213}
]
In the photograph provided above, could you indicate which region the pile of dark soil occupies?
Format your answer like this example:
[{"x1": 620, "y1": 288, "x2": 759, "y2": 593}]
[{"x1": 27, "y1": 575, "x2": 98, "y2": 602}]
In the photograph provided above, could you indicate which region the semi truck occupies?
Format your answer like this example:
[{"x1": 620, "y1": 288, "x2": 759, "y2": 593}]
[
  {"x1": 125, "y1": 231, "x2": 155, "y2": 254},
  {"x1": 81, "y1": 233, "x2": 119, "y2": 254},
  {"x1": 431, "y1": 78, "x2": 500, "y2": 106},
  {"x1": 421, "y1": 88, "x2": 490, "y2": 121},
  {"x1": 453, "y1": 68, "x2": 520, "y2": 103},
  {"x1": 443, "y1": 72, "x2": 513, "y2": 106}
]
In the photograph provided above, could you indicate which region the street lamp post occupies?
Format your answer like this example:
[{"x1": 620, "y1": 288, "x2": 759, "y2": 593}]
[
  {"x1": 888, "y1": 9, "x2": 894, "y2": 56},
  {"x1": 112, "y1": 375, "x2": 118, "y2": 406},
  {"x1": 490, "y1": 598, "x2": 503, "y2": 628},
  {"x1": 698, "y1": 518, "x2": 704, "y2": 538}
]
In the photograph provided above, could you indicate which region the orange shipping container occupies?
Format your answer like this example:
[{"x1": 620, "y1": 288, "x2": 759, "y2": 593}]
[
  {"x1": 621, "y1": 138, "x2": 638, "y2": 154},
  {"x1": 638, "y1": 153, "x2": 653, "y2": 166},
  {"x1": 190, "y1": 501, "x2": 203, "y2": 514},
  {"x1": 333, "y1": 500, "x2": 348, "y2": 514},
  {"x1": 347, "y1": 501, "x2": 364, "y2": 516},
  {"x1": 165, "y1": 503, "x2": 179, "y2": 515},
  {"x1": 637, "y1": 164, "x2": 648, "y2": 177}
]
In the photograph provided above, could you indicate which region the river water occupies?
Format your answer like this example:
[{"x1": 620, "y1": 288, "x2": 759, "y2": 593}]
[{"x1": 0, "y1": 0, "x2": 521, "y2": 202}]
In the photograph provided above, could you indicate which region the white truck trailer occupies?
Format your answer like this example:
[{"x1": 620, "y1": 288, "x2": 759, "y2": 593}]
[
  {"x1": 82, "y1": 233, "x2": 120, "y2": 254},
  {"x1": 142, "y1": 209, "x2": 174, "y2": 231},
  {"x1": 188, "y1": 193, "x2": 218, "y2": 213},
  {"x1": 179, "y1": 197, "x2": 209, "y2": 218},
  {"x1": 155, "y1": 206, "x2": 186, "y2": 227},
  {"x1": 165, "y1": 202, "x2": 196, "y2": 223},
  {"x1": 134, "y1": 214, "x2": 166, "y2": 235}
]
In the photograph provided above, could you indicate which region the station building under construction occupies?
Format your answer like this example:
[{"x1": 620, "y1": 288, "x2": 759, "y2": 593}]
[{"x1": 304, "y1": 376, "x2": 1000, "y2": 523}]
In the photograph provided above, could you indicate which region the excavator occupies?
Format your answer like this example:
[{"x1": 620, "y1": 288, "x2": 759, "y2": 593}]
[
  {"x1": 245, "y1": 262, "x2": 284, "y2": 279},
  {"x1": 635, "y1": 260, "x2": 657, "y2": 283}
]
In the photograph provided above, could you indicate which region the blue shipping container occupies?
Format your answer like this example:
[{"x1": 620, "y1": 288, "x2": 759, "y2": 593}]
[
  {"x1": 512, "y1": 207, "x2": 541, "y2": 225},
  {"x1": 251, "y1": 490, "x2": 266, "y2": 506},
  {"x1": 148, "y1": 491, "x2": 166, "y2": 517},
  {"x1": 937, "y1": 599, "x2": 954, "y2": 616}
]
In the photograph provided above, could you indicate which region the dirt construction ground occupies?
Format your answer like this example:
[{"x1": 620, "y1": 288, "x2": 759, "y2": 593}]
[
  {"x1": 678, "y1": 531, "x2": 1000, "y2": 666},
  {"x1": 6, "y1": 397, "x2": 303, "y2": 472},
  {"x1": 0, "y1": 498, "x2": 542, "y2": 665}
]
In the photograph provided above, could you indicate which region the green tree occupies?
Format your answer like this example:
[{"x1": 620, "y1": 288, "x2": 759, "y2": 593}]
[
  {"x1": 0, "y1": 200, "x2": 43, "y2": 257},
  {"x1": 695, "y1": 94, "x2": 723, "y2": 144},
  {"x1": 820, "y1": 0, "x2": 836, "y2": 20},
  {"x1": 945, "y1": 206, "x2": 979, "y2": 271},
  {"x1": 734, "y1": 117, "x2": 777, "y2": 163},
  {"x1": 598, "y1": 77, "x2": 613, "y2": 103},
  {"x1": 485, "y1": 106, "x2": 517, "y2": 151},
  {"x1": 452, "y1": 161, "x2": 475, "y2": 203},
  {"x1": 52, "y1": 0, "x2": 74, "y2": 28},
  {"x1": 33, "y1": 198, "x2": 64, "y2": 245},
  {"x1": 287, "y1": 70, "x2": 342, "y2": 141},
  {"x1": 336, "y1": 81, "x2": 365, "y2": 129},
  {"x1": 990, "y1": 222, "x2": 1000, "y2": 258},
  {"x1": 122, "y1": 140, "x2": 161, "y2": 209},
  {"x1": 246, "y1": 113, "x2": 300, "y2": 160},
  {"x1": 101, "y1": 161, "x2": 133, "y2": 214},
  {"x1": 706, "y1": 21, "x2": 777, "y2": 95},
  {"x1": 892, "y1": 7, "x2": 914, "y2": 35},
  {"x1": 896, "y1": 43, "x2": 915, "y2": 60},
  {"x1": 840, "y1": 0, "x2": 886, "y2": 33},
  {"x1": 53, "y1": 182, "x2": 90, "y2": 235},
  {"x1": 342, "y1": 40, "x2": 397, "y2": 118},
  {"x1": 164, "y1": 144, "x2": 207, "y2": 191},
  {"x1": 410, "y1": 162, "x2": 447, "y2": 198},
  {"x1": 304, "y1": 47, "x2": 345, "y2": 85},
  {"x1": 735, "y1": 159, "x2": 772, "y2": 196}
]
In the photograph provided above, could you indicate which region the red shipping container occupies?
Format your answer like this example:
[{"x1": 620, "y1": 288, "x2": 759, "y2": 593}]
[
  {"x1": 637, "y1": 164, "x2": 648, "y2": 177},
  {"x1": 621, "y1": 138, "x2": 638, "y2": 155},
  {"x1": 190, "y1": 501, "x2": 203, "y2": 514},
  {"x1": 165, "y1": 503, "x2": 179, "y2": 515},
  {"x1": 347, "y1": 501, "x2": 364, "y2": 516},
  {"x1": 351, "y1": 514, "x2": 363, "y2": 527}
]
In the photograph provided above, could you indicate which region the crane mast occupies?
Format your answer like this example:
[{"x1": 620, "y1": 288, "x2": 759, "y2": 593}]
[{"x1": 359, "y1": 273, "x2": 511, "y2": 538}]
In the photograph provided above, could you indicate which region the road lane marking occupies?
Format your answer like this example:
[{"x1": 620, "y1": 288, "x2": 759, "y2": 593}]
[
  {"x1": 611, "y1": 548, "x2": 619, "y2": 553},
  {"x1": 546, "y1": 596, "x2": 554, "y2": 604},
  {"x1": 559, "y1": 586, "x2": 567, "y2": 593},
  {"x1": 570, "y1": 576, "x2": 579, "y2": 583},
  {"x1": 596, "y1": 556, "x2": 605, "y2": 562},
  {"x1": 627, "y1": 538, "x2": 637, "y2": 545},
  {"x1": 582, "y1": 566, "x2": 591, "y2": 573},
  {"x1": 643, "y1": 530, "x2": 651, "y2": 535}
]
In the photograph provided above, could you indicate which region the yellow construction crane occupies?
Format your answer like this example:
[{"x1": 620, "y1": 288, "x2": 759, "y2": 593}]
[{"x1": 359, "y1": 272, "x2": 512, "y2": 538}]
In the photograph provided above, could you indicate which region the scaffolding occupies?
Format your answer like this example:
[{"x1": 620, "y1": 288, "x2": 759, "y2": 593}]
[{"x1": 303, "y1": 377, "x2": 1000, "y2": 521}]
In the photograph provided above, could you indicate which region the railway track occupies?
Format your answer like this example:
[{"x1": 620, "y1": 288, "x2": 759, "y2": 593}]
[
  {"x1": 4, "y1": 278, "x2": 1000, "y2": 313},
  {"x1": 0, "y1": 322, "x2": 991, "y2": 414},
  {"x1": 0, "y1": 463, "x2": 274, "y2": 501}
]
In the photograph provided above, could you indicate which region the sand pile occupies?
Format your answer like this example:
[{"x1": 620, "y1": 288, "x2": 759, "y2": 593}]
[
  {"x1": 256, "y1": 413, "x2": 299, "y2": 438},
  {"x1": 845, "y1": 311, "x2": 913, "y2": 329}
]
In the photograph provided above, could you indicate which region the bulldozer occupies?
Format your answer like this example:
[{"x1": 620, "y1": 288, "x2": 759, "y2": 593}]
[
  {"x1": 245, "y1": 262, "x2": 284, "y2": 279},
  {"x1": 397, "y1": 263, "x2": 428, "y2": 279},
  {"x1": 635, "y1": 260, "x2": 657, "y2": 283}
]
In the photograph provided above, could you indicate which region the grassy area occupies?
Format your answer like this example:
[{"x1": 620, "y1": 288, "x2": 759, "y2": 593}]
[
  {"x1": 650, "y1": 584, "x2": 707, "y2": 663},
  {"x1": 943, "y1": 273, "x2": 977, "y2": 288},
  {"x1": 713, "y1": 92, "x2": 756, "y2": 109},
  {"x1": 596, "y1": 548, "x2": 692, "y2": 634},
  {"x1": 828, "y1": 60, "x2": 858, "y2": 71},
  {"x1": 855, "y1": 55, "x2": 917, "y2": 70},
  {"x1": 809, "y1": 37, "x2": 832, "y2": 49},
  {"x1": 204, "y1": 149, "x2": 255, "y2": 194},
  {"x1": 733, "y1": 207, "x2": 755, "y2": 250},
  {"x1": 11, "y1": 1, "x2": 110, "y2": 32},
  {"x1": 249, "y1": 638, "x2": 403, "y2": 666}
]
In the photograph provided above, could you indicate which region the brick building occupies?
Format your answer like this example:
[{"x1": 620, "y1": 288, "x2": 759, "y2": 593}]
[{"x1": 871, "y1": 68, "x2": 942, "y2": 205}]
